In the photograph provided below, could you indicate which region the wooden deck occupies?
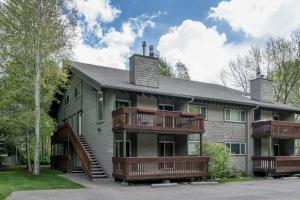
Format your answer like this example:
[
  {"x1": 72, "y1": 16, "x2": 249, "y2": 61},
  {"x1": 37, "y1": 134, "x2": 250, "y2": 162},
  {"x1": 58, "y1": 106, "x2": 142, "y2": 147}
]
[
  {"x1": 252, "y1": 120, "x2": 300, "y2": 138},
  {"x1": 112, "y1": 156, "x2": 209, "y2": 181},
  {"x1": 252, "y1": 156, "x2": 300, "y2": 175},
  {"x1": 112, "y1": 107, "x2": 205, "y2": 134}
]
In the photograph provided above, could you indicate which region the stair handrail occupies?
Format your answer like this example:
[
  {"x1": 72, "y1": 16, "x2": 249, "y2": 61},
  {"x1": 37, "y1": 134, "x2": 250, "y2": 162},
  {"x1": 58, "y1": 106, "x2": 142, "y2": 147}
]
[{"x1": 66, "y1": 123, "x2": 92, "y2": 179}]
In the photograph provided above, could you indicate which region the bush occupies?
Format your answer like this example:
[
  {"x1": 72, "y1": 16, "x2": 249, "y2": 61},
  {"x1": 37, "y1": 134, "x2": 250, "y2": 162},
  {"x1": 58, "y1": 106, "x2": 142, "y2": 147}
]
[
  {"x1": 204, "y1": 143, "x2": 232, "y2": 179},
  {"x1": 40, "y1": 157, "x2": 50, "y2": 165}
]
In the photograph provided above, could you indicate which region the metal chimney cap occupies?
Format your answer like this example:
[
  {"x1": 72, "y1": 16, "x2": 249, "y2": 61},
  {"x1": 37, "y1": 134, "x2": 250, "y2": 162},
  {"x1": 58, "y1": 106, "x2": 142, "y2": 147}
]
[
  {"x1": 149, "y1": 45, "x2": 154, "y2": 57},
  {"x1": 142, "y1": 41, "x2": 147, "y2": 56}
]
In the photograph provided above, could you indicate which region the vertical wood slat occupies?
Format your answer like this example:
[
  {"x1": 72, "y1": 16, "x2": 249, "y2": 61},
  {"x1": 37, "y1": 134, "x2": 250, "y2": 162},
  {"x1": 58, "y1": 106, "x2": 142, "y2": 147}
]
[{"x1": 112, "y1": 156, "x2": 209, "y2": 181}]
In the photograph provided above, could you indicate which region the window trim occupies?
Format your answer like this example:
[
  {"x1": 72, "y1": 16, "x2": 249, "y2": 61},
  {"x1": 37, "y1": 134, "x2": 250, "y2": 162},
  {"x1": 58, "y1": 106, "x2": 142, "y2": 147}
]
[
  {"x1": 64, "y1": 94, "x2": 70, "y2": 106},
  {"x1": 74, "y1": 83, "x2": 82, "y2": 100},
  {"x1": 224, "y1": 108, "x2": 246, "y2": 123},
  {"x1": 187, "y1": 104, "x2": 208, "y2": 120},
  {"x1": 97, "y1": 91, "x2": 104, "y2": 123},
  {"x1": 158, "y1": 104, "x2": 175, "y2": 111},
  {"x1": 187, "y1": 141, "x2": 200, "y2": 156},
  {"x1": 115, "y1": 99, "x2": 131, "y2": 109},
  {"x1": 225, "y1": 142, "x2": 246, "y2": 155}
]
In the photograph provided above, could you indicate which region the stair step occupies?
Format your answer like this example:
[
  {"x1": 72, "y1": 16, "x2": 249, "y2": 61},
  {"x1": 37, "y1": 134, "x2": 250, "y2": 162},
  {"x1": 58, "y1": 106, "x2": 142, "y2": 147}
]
[{"x1": 92, "y1": 174, "x2": 108, "y2": 178}]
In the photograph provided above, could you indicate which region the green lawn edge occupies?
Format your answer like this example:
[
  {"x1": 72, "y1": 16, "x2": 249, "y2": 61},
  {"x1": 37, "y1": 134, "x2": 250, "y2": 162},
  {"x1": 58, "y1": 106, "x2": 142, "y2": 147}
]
[{"x1": 0, "y1": 166, "x2": 84, "y2": 200}]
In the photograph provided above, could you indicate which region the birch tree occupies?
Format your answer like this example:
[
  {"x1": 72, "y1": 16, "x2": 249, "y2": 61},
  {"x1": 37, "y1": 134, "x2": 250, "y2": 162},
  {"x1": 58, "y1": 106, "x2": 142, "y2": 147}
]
[{"x1": 0, "y1": 0, "x2": 74, "y2": 175}]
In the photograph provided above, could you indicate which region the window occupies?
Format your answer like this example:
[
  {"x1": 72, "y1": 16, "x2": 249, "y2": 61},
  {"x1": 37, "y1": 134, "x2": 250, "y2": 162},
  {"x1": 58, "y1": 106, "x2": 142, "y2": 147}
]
[
  {"x1": 188, "y1": 104, "x2": 207, "y2": 119},
  {"x1": 295, "y1": 139, "x2": 300, "y2": 155},
  {"x1": 115, "y1": 99, "x2": 131, "y2": 109},
  {"x1": 54, "y1": 143, "x2": 67, "y2": 156},
  {"x1": 158, "y1": 104, "x2": 174, "y2": 111},
  {"x1": 115, "y1": 140, "x2": 131, "y2": 157},
  {"x1": 225, "y1": 142, "x2": 246, "y2": 155},
  {"x1": 97, "y1": 91, "x2": 104, "y2": 122},
  {"x1": 188, "y1": 141, "x2": 200, "y2": 156},
  {"x1": 74, "y1": 83, "x2": 81, "y2": 99},
  {"x1": 225, "y1": 109, "x2": 246, "y2": 122},
  {"x1": 64, "y1": 94, "x2": 69, "y2": 105}
]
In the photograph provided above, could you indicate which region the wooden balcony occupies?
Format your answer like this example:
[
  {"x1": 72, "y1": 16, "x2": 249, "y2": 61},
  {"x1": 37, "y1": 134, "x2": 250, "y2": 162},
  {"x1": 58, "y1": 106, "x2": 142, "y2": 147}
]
[
  {"x1": 112, "y1": 156, "x2": 209, "y2": 181},
  {"x1": 252, "y1": 156, "x2": 300, "y2": 175},
  {"x1": 252, "y1": 120, "x2": 300, "y2": 138},
  {"x1": 112, "y1": 107, "x2": 205, "y2": 134}
]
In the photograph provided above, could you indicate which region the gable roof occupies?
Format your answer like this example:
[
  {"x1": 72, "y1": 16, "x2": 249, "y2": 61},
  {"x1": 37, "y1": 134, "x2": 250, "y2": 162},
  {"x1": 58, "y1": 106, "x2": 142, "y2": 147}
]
[{"x1": 70, "y1": 61, "x2": 300, "y2": 113}]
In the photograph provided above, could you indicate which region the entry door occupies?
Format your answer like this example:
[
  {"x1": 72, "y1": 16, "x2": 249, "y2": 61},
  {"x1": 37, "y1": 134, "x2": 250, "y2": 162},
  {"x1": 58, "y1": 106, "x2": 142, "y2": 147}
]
[{"x1": 159, "y1": 141, "x2": 175, "y2": 157}]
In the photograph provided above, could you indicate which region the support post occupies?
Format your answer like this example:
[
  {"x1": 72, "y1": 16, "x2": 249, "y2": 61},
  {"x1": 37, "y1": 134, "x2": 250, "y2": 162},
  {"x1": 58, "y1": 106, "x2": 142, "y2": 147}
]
[
  {"x1": 269, "y1": 136, "x2": 272, "y2": 156},
  {"x1": 200, "y1": 134, "x2": 203, "y2": 156},
  {"x1": 67, "y1": 125, "x2": 70, "y2": 173},
  {"x1": 122, "y1": 129, "x2": 127, "y2": 184}
]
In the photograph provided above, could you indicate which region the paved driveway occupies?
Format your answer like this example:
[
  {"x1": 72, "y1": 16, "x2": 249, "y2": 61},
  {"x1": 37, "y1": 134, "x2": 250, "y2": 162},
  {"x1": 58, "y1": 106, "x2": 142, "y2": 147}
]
[{"x1": 8, "y1": 175, "x2": 300, "y2": 200}]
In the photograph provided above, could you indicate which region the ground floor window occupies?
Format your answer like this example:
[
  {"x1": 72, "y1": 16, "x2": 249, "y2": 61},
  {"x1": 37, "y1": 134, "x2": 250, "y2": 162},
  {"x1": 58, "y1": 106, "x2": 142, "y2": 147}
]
[
  {"x1": 53, "y1": 143, "x2": 67, "y2": 156},
  {"x1": 115, "y1": 140, "x2": 131, "y2": 157},
  {"x1": 225, "y1": 142, "x2": 246, "y2": 155},
  {"x1": 159, "y1": 141, "x2": 175, "y2": 157},
  {"x1": 295, "y1": 139, "x2": 300, "y2": 155},
  {"x1": 188, "y1": 141, "x2": 200, "y2": 155}
]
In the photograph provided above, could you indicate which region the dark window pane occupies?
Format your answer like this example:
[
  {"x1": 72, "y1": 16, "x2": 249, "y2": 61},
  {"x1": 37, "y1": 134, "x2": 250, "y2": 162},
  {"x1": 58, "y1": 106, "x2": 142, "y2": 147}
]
[
  {"x1": 226, "y1": 143, "x2": 230, "y2": 149},
  {"x1": 158, "y1": 105, "x2": 164, "y2": 110},
  {"x1": 164, "y1": 105, "x2": 174, "y2": 111},
  {"x1": 97, "y1": 91, "x2": 103, "y2": 121},
  {"x1": 241, "y1": 143, "x2": 246, "y2": 154},
  {"x1": 225, "y1": 109, "x2": 230, "y2": 121},
  {"x1": 241, "y1": 111, "x2": 246, "y2": 121},
  {"x1": 231, "y1": 143, "x2": 240, "y2": 154}
]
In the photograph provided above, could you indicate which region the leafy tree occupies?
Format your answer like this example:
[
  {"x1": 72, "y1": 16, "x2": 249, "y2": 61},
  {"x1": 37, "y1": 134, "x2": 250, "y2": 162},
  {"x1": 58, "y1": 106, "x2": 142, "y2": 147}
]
[
  {"x1": 159, "y1": 57, "x2": 174, "y2": 77},
  {"x1": 0, "y1": 0, "x2": 73, "y2": 175},
  {"x1": 265, "y1": 36, "x2": 300, "y2": 104},
  {"x1": 204, "y1": 143, "x2": 232, "y2": 178},
  {"x1": 174, "y1": 61, "x2": 190, "y2": 80}
]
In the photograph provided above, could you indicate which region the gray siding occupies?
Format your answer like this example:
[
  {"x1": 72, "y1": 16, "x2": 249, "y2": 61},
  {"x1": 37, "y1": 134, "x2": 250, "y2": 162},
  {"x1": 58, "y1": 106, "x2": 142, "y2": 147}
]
[
  {"x1": 250, "y1": 78, "x2": 274, "y2": 103},
  {"x1": 81, "y1": 85, "x2": 115, "y2": 177},
  {"x1": 129, "y1": 55, "x2": 159, "y2": 88}
]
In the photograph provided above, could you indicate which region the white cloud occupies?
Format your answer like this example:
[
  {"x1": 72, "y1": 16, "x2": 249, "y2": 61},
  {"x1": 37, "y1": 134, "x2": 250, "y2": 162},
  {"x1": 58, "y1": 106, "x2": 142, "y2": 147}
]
[
  {"x1": 209, "y1": 0, "x2": 300, "y2": 38},
  {"x1": 69, "y1": 0, "x2": 121, "y2": 28},
  {"x1": 73, "y1": 17, "x2": 156, "y2": 69},
  {"x1": 157, "y1": 20, "x2": 250, "y2": 82}
]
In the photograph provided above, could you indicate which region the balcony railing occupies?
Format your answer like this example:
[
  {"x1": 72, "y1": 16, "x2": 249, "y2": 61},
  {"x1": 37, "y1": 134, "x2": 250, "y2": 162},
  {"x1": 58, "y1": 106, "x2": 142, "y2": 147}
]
[
  {"x1": 252, "y1": 156, "x2": 300, "y2": 175},
  {"x1": 112, "y1": 107, "x2": 205, "y2": 134},
  {"x1": 112, "y1": 156, "x2": 209, "y2": 181},
  {"x1": 252, "y1": 120, "x2": 300, "y2": 138}
]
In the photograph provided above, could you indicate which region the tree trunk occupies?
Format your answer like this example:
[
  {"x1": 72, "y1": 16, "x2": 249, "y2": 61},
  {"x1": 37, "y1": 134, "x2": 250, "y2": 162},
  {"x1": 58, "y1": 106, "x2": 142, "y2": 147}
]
[
  {"x1": 33, "y1": 41, "x2": 41, "y2": 176},
  {"x1": 25, "y1": 128, "x2": 32, "y2": 173}
]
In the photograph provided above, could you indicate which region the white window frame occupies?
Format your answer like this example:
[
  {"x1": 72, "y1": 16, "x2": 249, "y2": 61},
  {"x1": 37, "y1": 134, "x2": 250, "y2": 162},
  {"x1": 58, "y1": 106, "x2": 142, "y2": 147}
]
[
  {"x1": 225, "y1": 142, "x2": 246, "y2": 155},
  {"x1": 115, "y1": 99, "x2": 131, "y2": 109},
  {"x1": 115, "y1": 140, "x2": 131, "y2": 157},
  {"x1": 224, "y1": 108, "x2": 246, "y2": 123},
  {"x1": 188, "y1": 141, "x2": 200, "y2": 156},
  {"x1": 74, "y1": 83, "x2": 81, "y2": 100},
  {"x1": 187, "y1": 104, "x2": 208, "y2": 119},
  {"x1": 97, "y1": 91, "x2": 104, "y2": 123},
  {"x1": 64, "y1": 94, "x2": 70, "y2": 106},
  {"x1": 158, "y1": 104, "x2": 175, "y2": 111}
]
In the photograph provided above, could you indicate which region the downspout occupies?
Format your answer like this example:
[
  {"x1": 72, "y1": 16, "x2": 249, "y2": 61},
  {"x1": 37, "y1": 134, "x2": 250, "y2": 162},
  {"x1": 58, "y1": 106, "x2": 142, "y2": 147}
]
[{"x1": 246, "y1": 105, "x2": 259, "y2": 175}]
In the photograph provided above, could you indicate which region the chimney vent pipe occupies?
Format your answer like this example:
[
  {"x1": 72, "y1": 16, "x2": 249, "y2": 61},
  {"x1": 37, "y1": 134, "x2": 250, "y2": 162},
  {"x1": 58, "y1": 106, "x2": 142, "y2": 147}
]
[
  {"x1": 142, "y1": 41, "x2": 147, "y2": 56},
  {"x1": 149, "y1": 45, "x2": 154, "y2": 57}
]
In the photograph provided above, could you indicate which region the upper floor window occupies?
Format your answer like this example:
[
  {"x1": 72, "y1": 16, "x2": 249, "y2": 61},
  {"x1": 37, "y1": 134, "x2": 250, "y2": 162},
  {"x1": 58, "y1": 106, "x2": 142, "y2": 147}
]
[
  {"x1": 225, "y1": 142, "x2": 246, "y2": 155},
  {"x1": 188, "y1": 104, "x2": 207, "y2": 119},
  {"x1": 115, "y1": 99, "x2": 131, "y2": 109},
  {"x1": 225, "y1": 108, "x2": 246, "y2": 122},
  {"x1": 64, "y1": 94, "x2": 70, "y2": 105},
  {"x1": 97, "y1": 91, "x2": 104, "y2": 122},
  {"x1": 74, "y1": 83, "x2": 81, "y2": 99},
  {"x1": 158, "y1": 104, "x2": 174, "y2": 111}
]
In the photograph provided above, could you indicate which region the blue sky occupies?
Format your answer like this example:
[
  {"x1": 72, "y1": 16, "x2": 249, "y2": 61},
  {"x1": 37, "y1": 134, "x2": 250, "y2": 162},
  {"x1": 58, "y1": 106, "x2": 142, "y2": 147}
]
[{"x1": 68, "y1": 0, "x2": 300, "y2": 84}]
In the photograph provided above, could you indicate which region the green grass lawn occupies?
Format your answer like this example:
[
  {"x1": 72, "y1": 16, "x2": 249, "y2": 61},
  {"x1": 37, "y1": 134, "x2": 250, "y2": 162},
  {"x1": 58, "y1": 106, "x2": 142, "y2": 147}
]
[
  {"x1": 0, "y1": 166, "x2": 83, "y2": 200},
  {"x1": 217, "y1": 177, "x2": 257, "y2": 184}
]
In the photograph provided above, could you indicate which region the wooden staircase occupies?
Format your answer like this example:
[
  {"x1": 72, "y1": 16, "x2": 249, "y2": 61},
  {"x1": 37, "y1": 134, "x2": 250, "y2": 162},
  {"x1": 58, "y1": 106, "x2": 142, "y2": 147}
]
[
  {"x1": 77, "y1": 136, "x2": 107, "y2": 179},
  {"x1": 52, "y1": 123, "x2": 107, "y2": 180}
]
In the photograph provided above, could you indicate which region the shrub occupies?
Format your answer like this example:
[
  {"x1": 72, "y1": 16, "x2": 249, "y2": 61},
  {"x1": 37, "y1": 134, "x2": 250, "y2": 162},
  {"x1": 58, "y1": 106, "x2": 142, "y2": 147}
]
[
  {"x1": 204, "y1": 143, "x2": 232, "y2": 179},
  {"x1": 40, "y1": 157, "x2": 50, "y2": 165}
]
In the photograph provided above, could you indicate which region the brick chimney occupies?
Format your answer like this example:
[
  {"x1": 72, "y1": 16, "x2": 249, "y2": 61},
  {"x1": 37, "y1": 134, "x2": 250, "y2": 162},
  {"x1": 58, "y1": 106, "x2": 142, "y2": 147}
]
[
  {"x1": 250, "y1": 67, "x2": 274, "y2": 103},
  {"x1": 129, "y1": 42, "x2": 159, "y2": 88}
]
